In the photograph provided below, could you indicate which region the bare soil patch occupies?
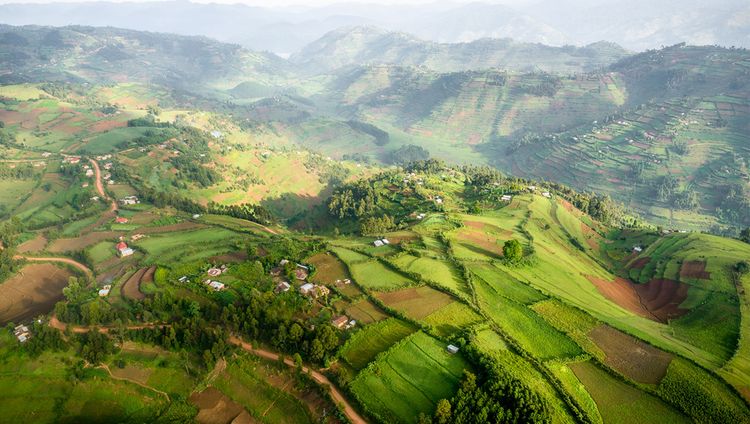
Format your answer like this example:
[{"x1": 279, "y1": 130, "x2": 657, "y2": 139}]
[
  {"x1": 376, "y1": 286, "x2": 454, "y2": 319},
  {"x1": 89, "y1": 120, "x2": 126, "y2": 133},
  {"x1": 110, "y1": 364, "x2": 153, "y2": 385},
  {"x1": 210, "y1": 251, "x2": 248, "y2": 264},
  {"x1": 122, "y1": 267, "x2": 148, "y2": 300},
  {"x1": 589, "y1": 325, "x2": 673, "y2": 384},
  {"x1": 585, "y1": 275, "x2": 655, "y2": 321},
  {"x1": 633, "y1": 279, "x2": 689, "y2": 322},
  {"x1": 456, "y1": 228, "x2": 506, "y2": 258},
  {"x1": 679, "y1": 260, "x2": 710, "y2": 280},
  {"x1": 586, "y1": 275, "x2": 690, "y2": 323},
  {"x1": 48, "y1": 231, "x2": 119, "y2": 252},
  {"x1": 189, "y1": 387, "x2": 251, "y2": 424},
  {"x1": 18, "y1": 234, "x2": 47, "y2": 253},
  {"x1": 629, "y1": 257, "x2": 651, "y2": 270},
  {"x1": 0, "y1": 263, "x2": 73, "y2": 324}
]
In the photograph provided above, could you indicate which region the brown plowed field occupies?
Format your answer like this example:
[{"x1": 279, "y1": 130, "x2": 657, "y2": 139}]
[
  {"x1": 122, "y1": 267, "x2": 149, "y2": 300},
  {"x1": 189, "y1": 387, "x2": 253, "y2": 424},
  {"x1": 17, "y1": 234, "x2": 47, "y2": 253},
  {"x1": 629, "y1": 257, "x2": 651, "y2": 270},
  {"x1": 633, "y1": 279, "x2": 689, "y2": 322},
  {"x1": 679, "y1": 260, "x2": 711, "y2": 280},
  {"x1": 376, "y1": 286, "x2": 453, "y2": 319},
  {"x1": 589, "y1": 325, "x2": 673, "y2": 384},
  {"x1": 585, "y1": 275, "x2": 689, "y2": 323},
  {"x1": 48, "y1": 231, "x2": 119, "y2": 252},
  {"x1": 0, "y1": 264, "x2": 73, "y2": 324}
]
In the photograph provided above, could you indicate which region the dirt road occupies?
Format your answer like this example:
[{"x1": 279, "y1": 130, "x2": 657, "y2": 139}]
[
  {"x1": 229, "y1": 336, "x2": 368, "y2": 424},
  {"x1": 14, "y1": 255, "x2": 93, "y2": 278},
  {"x1": 89, "y1": 159, "x2": 117, "y2": 212}
]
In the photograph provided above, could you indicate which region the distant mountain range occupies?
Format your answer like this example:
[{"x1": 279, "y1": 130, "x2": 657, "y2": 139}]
[
  {"x1": 291, "y1": 26, "x2": 627, "y2": 74},
  {"x1": 0, "y1": 0, "x2": 748, "y2": 54}
]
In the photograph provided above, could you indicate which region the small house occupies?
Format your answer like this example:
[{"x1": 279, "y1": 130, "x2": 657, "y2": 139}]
[
  {"x1": 82, "y1": 182, "x2": 89, "y2": 188},
  {"x1": 131, "y1": 234, "x2": 145, "y2": 241},
  {"x1": 299, "y1": 283, "x2": 315, "y2": 296},
  {"x1": 85, "y1": 169, "x2": 94, "y2": 177},
  {"x1": 192, "y1": 214, "x2": 201, "y2": 219},
  {"x1": 501, "y1": 195, "x2": 512, "y2": 202},
  {"x1": 115, "y1": 216, "x2": 129, "y2": 224},
  {"x1": 446, "y1": 344, "x2": 459, "y2": 354},
  {"x1": 178, "y1": 276, "x2": 189, "y2": 283},
  {"x1": 542, "y1": 192, "x2": 552, "y2": 198},
  {"x1": 331, "y1": 315, "x2": 349, "y2": 329},
  {"x1": 275, "y1": 281, "x2": 291, "y2": 293},
  {"x1": 346, "y1": 320, "x2": 357, "y2": 329},
  {"x1": 207, "y1": 268, "x2": 222, "y2": 277},
  {"x1": 120, "y1": 196, "x2": 140, "y2": 206},
  {"x1": 116, "y1": 241, "x2": 134, "y2": 257},
  {"x1": 206, "y1": 280, "x2": 225, "y2": 291},
  {"x1": 381, "y1": 238, "x2": 390, "y2": 245},
  {"x1": 373, "y1": 240, "x2": 384, "y2": 247},
  {"x1": 313, "y1": 285, "x2": 330, "y2": 298},
  {"x1": 98, "y1": 285, "x2": 112, "y2": 297},
  {"x1": 633, "y1": 246, "x2": 643, "y2": 253},
  {"x1": 14, "y1": 325, "x2": 31, "y2": 343},
  {"x1": 279, "y1": 259, "x2": 290, "y2": 266}
]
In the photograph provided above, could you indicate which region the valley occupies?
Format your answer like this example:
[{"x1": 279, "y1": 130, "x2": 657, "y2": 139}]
[{"x1": 0, "y1": 15, "x2": 748, "y2": 424}]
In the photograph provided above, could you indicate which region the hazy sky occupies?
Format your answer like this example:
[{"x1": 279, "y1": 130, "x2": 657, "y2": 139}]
[{"x1": 0, "y1": 0, "x2": 534, "y2": 6}]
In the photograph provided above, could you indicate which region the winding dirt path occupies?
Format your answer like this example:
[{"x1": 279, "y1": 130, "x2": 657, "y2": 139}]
[
  {"x1": 228, "y1": 336, "x2": 367, "y2": 424},
  {"x1": 13, "y1": 255, "x2": 93, "y2": 278}
]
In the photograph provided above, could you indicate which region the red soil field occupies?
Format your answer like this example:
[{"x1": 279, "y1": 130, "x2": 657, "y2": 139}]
[
  {"x1": 585, "y1": 275, "x2": 689, "y2": 323},
  {"x1": 679, "y1": 260, "x2": 711, "y2": 280},
  {"x1": 629, "y1": 257, "x2": 651, "y2": 270},
  {"x1": 121, "y1": 267, "x2": 149, "y2": 300}
]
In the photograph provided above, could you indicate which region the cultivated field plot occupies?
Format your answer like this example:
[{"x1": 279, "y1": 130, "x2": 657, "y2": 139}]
[
  {"x1": 468, "y1": 262, "x2": 546, "y2": 304},
  {"x1": 134, "y1": 227, "x2": 244, "y2": 263},
  {"x1": 391, "y1": 254, "x2": 469, "y2": 296},
  {"x1": 588, "y1": 325, "x2": 673, "y2": 384},
  {"x1": 121, "y1": 267, "x2": 154, "y2": 300},
  {"x1": 341, "y1": 318, "x2": 416, "y2": 370},
  {"x1": 307, "y1": 252, "x2": 350, "y2": 283},
  {"x1": 0, "y1": 264, "x2": 73, "y2": 324},
  {"x1": 48, "y1": 231, "x2": 119, "y2": 253},
  {"x1": 348, "y1": 259, "x2": 414, "y2": 290},
  {"x1": 376, "y1": 285, "x2": 453, "y2": 319},
  {"x1": 190, "y1": 387, "x2": 250, "y2": 424},
  {"x1": 569, "y1": 361, "x2": 688, "y2": 424},
  {"x1": 473, "y1": 276, "x2": 582, "y2": 360},
  {"x1": 345, "y1": 299, "x2": 388, "y2": 324},
  {"x1": 422, "y1": 302, "x2": 482, "y2": 336},
  {"x1": 351, "y1": 332, "x2": 471, "y2": 423},
  {"x1": 330, "y1": 246, "x2": 370, "y2": 264},
  {"x1": 212, "y1": 356, "x2": 315, "y2": 424}
]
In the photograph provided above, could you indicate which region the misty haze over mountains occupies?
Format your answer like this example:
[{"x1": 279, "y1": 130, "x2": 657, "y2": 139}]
[{"x1": 0, "y1": 0, "x2": 748, "y2": 55}]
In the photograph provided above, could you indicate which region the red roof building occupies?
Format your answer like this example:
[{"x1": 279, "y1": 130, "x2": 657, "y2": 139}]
[
  {"x1": 115, "y1": 216, "x2": 129, "y2": 224},
  {"x1": 116, "y1": 241, "x2": 128, "y2": 251}
]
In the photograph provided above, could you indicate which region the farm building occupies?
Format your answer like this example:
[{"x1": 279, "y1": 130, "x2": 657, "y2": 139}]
[
  {"x1": 85, "y1": 169, "x2": 94, "y2": 177},
  {"x1": 501, "y1": 195, "x2": 512, "y2": 202},
  {"x1": 82, "y1": 182, "x2": 89, "y2": 188},
  {"x1": 446, "y1": 344, "x2": 459, "y2": 354},
  {"x1": 332, "y1": 315, "x2": 349, "y2": 329},
  {"x1": 98, "y1": 285, "x2": 112, "y2": 297},
  {"x1": 275, "y1": 281, "x2": 291, "y2": 293},
  {"x1": 131, "y1": 234, "x2": 145, "y2": 241},
  {"x1": 295, "y1": 264, "x2": 309, "y2": 280},
  {"x1": 64, "y1": 156, "x2": 80, "y2": 164},
  {"x1": 346, "y1": 320, "x2": 357, "y2": 329},
  {"x1": 205, "y1": 280, "x2": 226, "y2": 291},
  {"x1": 14, "y1": 325, "x2": 31, "y2": 343},
  {"x1": 633, "y1": 246, "x2": 643, "y2": 253},
  {"x1": 542, "y1": 192, "x2": 552, "y2": 198},
  {"x1": 300, "y1": 283, "x2": 315, "y2": 295},
  {"x1": 114, "y1": 216, "x2": 129, "y2": 224},
  {"x1": 373, "y1": 238, "x2": 390, "y2": 247},
  {"x1": 120, "y1": 196, "x2": 140, "y2": 206},
  {"x1": 279, "y1": 259, "x2": 290, "y2": 266},
  {"x1": 207, "y1": 268, "x2": 222, "y2": 277},
  {"x1": 192, "y1": 214, "x2": 201, "y2": 219},
  {"x1": 116, "y1": 242, "x2": 134, "y2": 257},
  {"x1": 178, "y1": 276, "x2": 189, "y2": 283}
]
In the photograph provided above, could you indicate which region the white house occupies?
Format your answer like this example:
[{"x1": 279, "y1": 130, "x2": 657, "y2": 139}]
[
  {"x1": 299, "y1": 283, "x2": 315, "y2": 295},
  {"x1": 446, "y1": 344, "x2": 459, "y2": 354},
  {"x1": 98, "y1": 285, "x2": 112, "y2": 297}
]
